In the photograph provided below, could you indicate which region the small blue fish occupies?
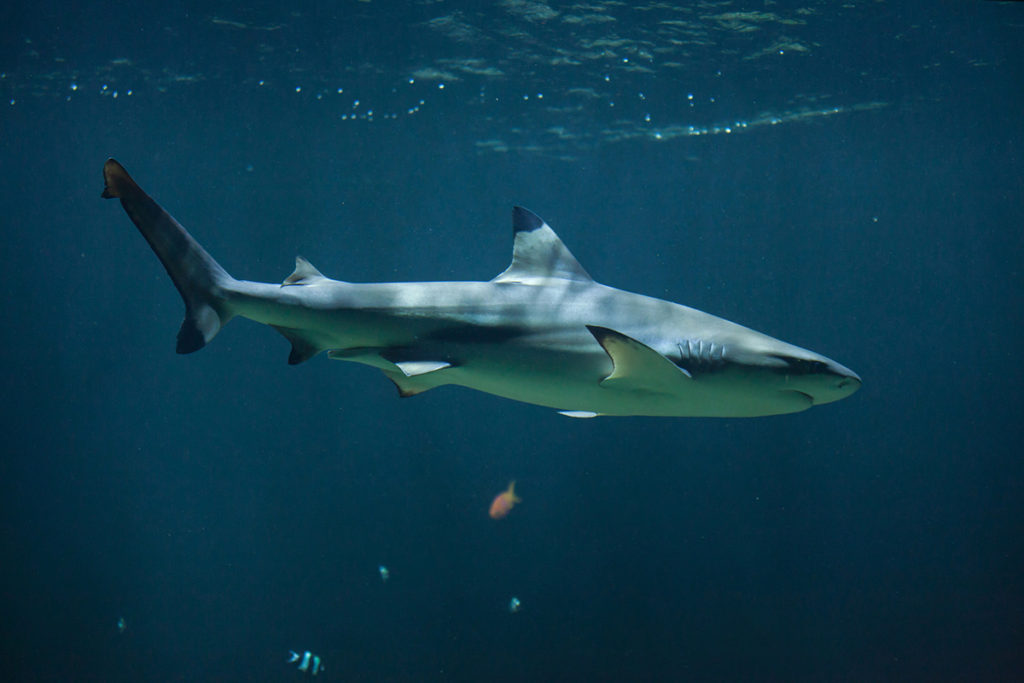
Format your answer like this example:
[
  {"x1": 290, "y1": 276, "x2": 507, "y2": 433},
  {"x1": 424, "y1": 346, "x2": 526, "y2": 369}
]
[{"x1": 288, "y1": 650, "x2": 323, "y2": 676}]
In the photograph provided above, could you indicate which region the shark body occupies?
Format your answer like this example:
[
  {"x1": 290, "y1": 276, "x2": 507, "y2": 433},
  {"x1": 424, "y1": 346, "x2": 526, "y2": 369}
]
[{"x1": 101, "y1": 158, "x2": 860, "y2": 417}]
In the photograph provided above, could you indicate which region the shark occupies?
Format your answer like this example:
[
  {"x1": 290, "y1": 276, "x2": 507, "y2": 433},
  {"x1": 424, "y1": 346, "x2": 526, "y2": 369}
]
[{"x1": 101, "y1": 158, "x2": 860, "y2": 417}]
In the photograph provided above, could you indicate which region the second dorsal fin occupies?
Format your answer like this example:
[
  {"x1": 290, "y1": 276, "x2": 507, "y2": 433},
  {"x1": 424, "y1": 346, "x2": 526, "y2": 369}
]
[{"x1": 282, "y1": 256, "x2": 328, "y2": 286}]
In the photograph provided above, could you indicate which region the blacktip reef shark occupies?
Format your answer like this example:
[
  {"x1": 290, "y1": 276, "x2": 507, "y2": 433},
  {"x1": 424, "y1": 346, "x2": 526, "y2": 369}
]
[{"x1": 101, "y1": 158, "x2": 860, "y2": 417}]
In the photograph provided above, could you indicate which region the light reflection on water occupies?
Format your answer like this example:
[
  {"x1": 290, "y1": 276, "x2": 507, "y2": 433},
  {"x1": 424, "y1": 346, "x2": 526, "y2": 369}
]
[{"x1": 2, "y1": 1, "x2": 891, "y2": 157}]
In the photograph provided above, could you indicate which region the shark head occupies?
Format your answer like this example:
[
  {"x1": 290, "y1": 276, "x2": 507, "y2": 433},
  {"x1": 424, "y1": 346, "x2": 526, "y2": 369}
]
[
  {"x1": 703, "y1": 337, "x2": 862, "y2": 412},
  {"x1": 763, "y1": 350, "x2": 862, "y2": 407},
  {"x1": 588, "y1": 323, "x2": 860, "y2": 417}
]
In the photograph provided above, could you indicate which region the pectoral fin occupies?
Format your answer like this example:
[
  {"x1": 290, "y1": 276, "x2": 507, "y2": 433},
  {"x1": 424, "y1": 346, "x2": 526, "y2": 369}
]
[{"x1": 587, "y1": 325, "x2": 692, "y2": 392}]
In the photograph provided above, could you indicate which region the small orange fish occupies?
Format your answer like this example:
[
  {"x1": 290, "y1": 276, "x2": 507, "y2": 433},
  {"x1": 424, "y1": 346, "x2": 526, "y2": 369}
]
[{"x1": 489, "y1": 481, "x2": 522, "y2": 520}]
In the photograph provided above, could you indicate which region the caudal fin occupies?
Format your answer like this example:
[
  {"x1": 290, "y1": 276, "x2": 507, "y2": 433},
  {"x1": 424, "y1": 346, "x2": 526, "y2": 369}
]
[{"x1": 102, "y1": 158, "x2": 236, "y2": 353}]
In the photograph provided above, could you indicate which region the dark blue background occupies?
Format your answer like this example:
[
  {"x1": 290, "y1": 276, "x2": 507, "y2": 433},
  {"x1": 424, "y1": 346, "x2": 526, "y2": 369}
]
[{"x1": 1, "y1": 2, "x2": 1022, "y2": 681}]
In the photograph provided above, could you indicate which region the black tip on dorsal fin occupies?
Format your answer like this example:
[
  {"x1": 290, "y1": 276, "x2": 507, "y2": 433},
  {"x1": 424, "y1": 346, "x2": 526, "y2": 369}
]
[{"x1": 512, "y1": 206, "x2": 545, "y2": 234}]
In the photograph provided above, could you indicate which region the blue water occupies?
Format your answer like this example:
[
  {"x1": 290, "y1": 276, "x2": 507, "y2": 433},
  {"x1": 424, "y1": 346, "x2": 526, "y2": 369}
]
[{"x1": 2, "y1": 2, "x2": 1022, "y2": 681}]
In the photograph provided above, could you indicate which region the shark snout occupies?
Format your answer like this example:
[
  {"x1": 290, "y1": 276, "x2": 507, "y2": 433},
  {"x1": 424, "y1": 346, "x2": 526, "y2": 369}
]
[
  {"x1": 764, "y1": 349, "x2": 861, "y2": 407},
  {"x1": 807, "y1": 358, "x2": 861, "y2": 405},
  {"x1": 826, "y1": 355, "x2": 860, "y2": 381},
  {"x1": 836, "y1": 371, "x2": 861, "y2": 389}
]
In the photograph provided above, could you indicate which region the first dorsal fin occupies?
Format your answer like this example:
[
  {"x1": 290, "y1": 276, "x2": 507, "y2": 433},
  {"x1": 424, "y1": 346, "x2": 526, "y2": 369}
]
[
  {"x1": 282, "y1": 256, "x2": 327, "y2": 286},
  {"x1": 491, "y1": 207, "x2": 592, "y2": 284}
]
